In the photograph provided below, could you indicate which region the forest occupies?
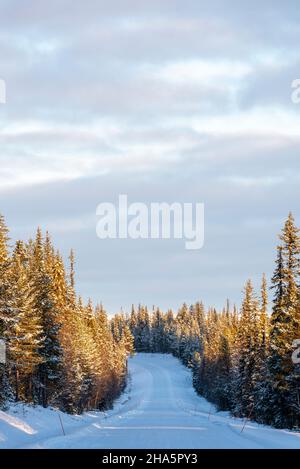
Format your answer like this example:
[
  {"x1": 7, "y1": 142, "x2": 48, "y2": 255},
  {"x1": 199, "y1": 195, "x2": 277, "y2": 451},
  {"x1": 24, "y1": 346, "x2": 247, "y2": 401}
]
[
  {"x1": 128, "y1": 213, "x2": 300, "y2": 429},
  {"x1": 0, "y1": 213, "x2": 300, "y2": 429},
  {"x1": 0, "y1": 216, "x2": 133, "y2": 413}
]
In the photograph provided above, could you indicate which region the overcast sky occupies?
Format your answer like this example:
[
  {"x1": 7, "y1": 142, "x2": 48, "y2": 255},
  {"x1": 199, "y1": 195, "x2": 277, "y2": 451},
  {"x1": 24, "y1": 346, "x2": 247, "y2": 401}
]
[{"x1": 0, "y1": 0, "x2": 299, "y2": 313}]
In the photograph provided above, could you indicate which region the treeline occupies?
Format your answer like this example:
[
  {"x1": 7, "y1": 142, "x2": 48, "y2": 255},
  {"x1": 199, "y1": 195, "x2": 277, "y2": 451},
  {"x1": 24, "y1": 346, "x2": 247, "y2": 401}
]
[
  {"x1": 0, "y1": 215, "x2": 133, "y2": 413},
  {"x1": 1, "y1": 212, "x2": 299, "y2": 429},
  {"x1": 128, "y1": 214, "x2": 300, "y2": 429}
]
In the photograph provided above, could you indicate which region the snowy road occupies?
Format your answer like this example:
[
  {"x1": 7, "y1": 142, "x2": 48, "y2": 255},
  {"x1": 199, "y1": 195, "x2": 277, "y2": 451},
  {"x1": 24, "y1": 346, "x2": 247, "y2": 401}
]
[{"x1": 1, "y1": 353, "x2": 300, "y2": 448}]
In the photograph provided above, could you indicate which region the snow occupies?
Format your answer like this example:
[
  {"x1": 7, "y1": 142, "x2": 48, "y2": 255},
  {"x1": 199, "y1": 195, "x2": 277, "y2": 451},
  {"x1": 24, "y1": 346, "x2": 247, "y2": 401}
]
[{"x1": 0, "y1": 353, "x2": 300, "y2": 449}]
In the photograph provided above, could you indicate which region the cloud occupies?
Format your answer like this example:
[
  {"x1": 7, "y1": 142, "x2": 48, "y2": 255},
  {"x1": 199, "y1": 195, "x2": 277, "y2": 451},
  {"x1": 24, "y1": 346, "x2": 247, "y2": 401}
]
[{"x1": 0, "y1": 0, "x2": 299, "y2": 311}]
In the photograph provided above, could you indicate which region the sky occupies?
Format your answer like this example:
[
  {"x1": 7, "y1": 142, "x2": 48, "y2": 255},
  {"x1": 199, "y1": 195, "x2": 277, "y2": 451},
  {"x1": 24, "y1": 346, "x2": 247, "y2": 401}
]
[{"x1": 0, "y1": 0, "x2": 299, "y2": 314}]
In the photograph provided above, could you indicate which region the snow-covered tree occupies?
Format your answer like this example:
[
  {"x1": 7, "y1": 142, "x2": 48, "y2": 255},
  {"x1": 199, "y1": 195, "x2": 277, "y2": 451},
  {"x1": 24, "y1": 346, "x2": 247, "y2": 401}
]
[{"x1": 268, "y1": 214, "x2": 300, "y2": 428}]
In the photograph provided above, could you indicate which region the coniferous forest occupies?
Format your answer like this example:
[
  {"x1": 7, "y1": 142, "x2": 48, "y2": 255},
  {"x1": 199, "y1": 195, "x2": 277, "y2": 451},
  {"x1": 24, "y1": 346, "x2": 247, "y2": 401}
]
[
  {"x1": 0, "y1": 215, "x2": 134, "y2": 413},
  {"x1": 0, "y1": 213, "x2": 300, "y2": 430}
]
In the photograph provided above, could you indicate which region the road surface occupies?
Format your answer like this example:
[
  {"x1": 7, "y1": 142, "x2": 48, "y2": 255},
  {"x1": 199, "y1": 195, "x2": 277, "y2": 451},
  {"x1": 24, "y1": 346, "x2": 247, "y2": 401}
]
[{"x1": 1, "y1": 353, "x2": 300, "y2": 448}]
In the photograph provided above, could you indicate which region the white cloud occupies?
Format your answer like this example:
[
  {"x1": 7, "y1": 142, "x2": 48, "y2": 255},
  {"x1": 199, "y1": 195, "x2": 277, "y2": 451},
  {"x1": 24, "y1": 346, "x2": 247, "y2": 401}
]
[
  {"x1": 222, "y1": 175, "x2": 285, "y2": 187},
  {"x1": 0, "y1": 0, "x2": 299, "y2": 310},
  {"x1": 151, "y1": 59, "x2": 252, "y2": 86},
  {"x1": 188, "y1": 108, "x2": 300, "y2": 138}
]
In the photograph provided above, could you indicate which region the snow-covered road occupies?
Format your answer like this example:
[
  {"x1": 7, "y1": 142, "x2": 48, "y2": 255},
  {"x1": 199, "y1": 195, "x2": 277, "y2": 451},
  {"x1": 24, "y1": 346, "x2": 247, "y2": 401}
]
[{"x1": 1, "y1": 353, "x2": 300, "y2": 448}]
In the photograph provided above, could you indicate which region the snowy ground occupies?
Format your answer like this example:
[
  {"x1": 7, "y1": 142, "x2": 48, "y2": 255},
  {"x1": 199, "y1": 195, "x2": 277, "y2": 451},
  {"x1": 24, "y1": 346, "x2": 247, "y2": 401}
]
[{"x1": 0, "y1": 353, "x2": 300, "y2": 449}]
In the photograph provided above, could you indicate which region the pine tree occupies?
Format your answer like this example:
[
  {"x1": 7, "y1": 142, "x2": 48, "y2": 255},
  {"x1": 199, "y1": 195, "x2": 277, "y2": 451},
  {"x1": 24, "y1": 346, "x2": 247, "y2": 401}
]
[
  {"x1": 151, "y1": 308, "x2": 166, "y2": 353},
  {"x1": 0, "y1": 214, "x2": 12, "y2": 335},
  {"x1": 260, "y1": 273, "x2": 269, "y2": 349},
  {"x1": 0, "y1": 215, "x2": 14, "y2": 406},
  {"x1": 232, "y1": 280, "x2": 259, "y2": 418},
  {"x1": 215, "y1": 332, "x2": 232, "y2": 410},
  {"x1": 176, "y1": 303, "x2": 191, "y2": 364},
  {"x1": 268, "y1": 214, "x2": 300, "y2": 428},
  {"x1": 30, "y1": 229, "x2": 63, "y2": 407},
  {"x1": 164, "y1": 309, "x2": 178, "y2": 356},
  {"x1": 112, "y1": 314, "x2": 134, "y2": 356},
  {"x1": 134, "y1": 305, "x2": 151, "y2": 352},
  {"x1": 252, "y1": 274, "x2": 270, "y2": 422},
  {"x1": 8, "y1": 241, "x2": 43, "y2": 402}
]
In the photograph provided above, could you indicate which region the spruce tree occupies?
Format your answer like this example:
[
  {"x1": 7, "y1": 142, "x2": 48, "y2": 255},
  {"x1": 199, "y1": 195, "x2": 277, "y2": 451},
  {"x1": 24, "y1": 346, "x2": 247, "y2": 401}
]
[
  {"x1": 30, "y1": 229, "x2": 63, "y2": 407},
  {"x1": 0, "y1": 215, "x2": 12, "y2": 406},
  {"x1": 252, "y1": 274, "x2": 270, "y2": 422},
  {"x1": 8, "y1": 241, "x2": 43, "y2": 402},
  {"x1": 151, "y1": 308, "x2": 166, "y2": 353},
  {"x1": 232, "y1": 280, "x2": 259, "y2": 417},
  {"x1": 268, "y1": 214, "x2": 300, "y2": 428},
  {"x1": 135, "y1": 305, "x2": 151, "y2": 352}
]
